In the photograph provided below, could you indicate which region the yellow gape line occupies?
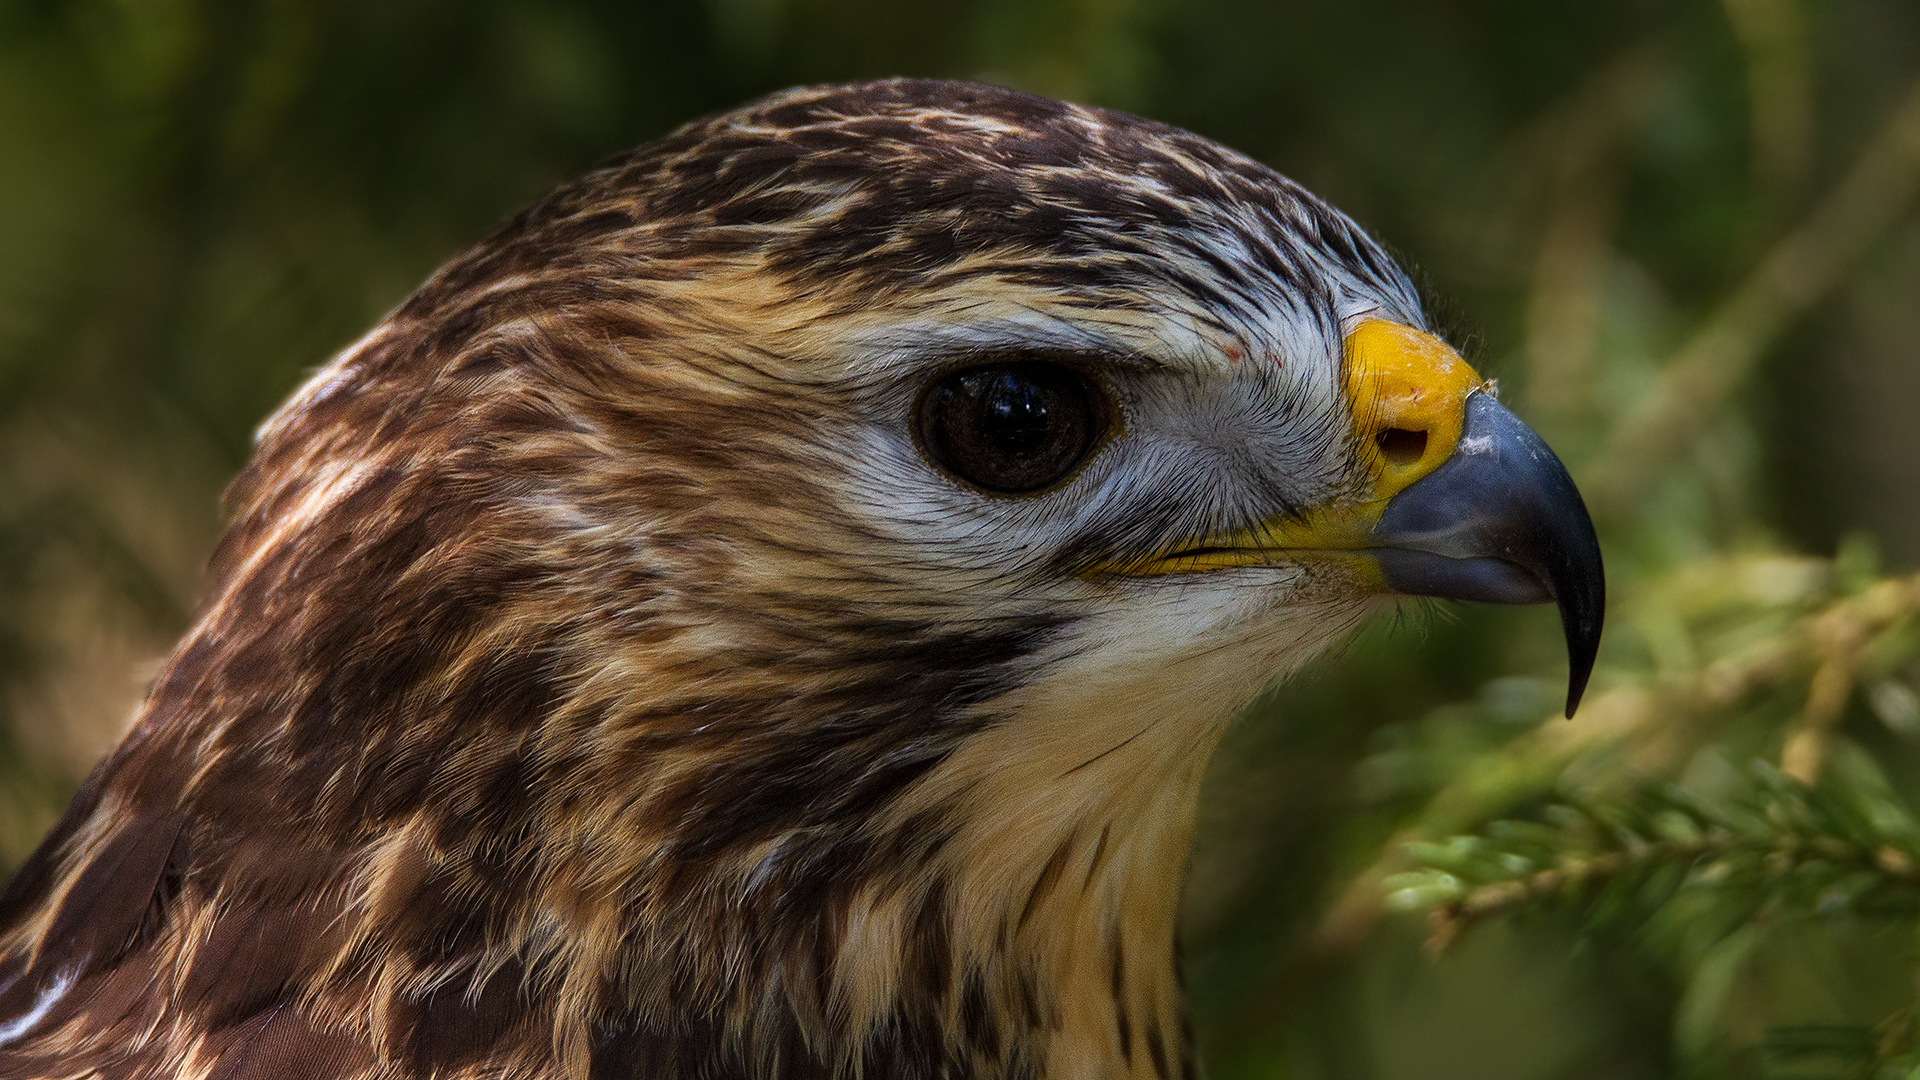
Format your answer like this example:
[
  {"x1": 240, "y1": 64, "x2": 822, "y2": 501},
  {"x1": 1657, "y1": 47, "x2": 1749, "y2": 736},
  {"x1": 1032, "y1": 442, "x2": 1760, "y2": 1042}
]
[{"x1": 1095, "y1": 319, "x2": 1484, "y2": 576}]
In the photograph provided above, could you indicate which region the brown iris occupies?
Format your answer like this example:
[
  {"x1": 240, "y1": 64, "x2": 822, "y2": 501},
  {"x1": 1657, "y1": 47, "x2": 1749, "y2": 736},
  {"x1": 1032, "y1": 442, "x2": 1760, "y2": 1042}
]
[{"x1": 915, "y1": 361, "x2": 1108, "y2": 494}]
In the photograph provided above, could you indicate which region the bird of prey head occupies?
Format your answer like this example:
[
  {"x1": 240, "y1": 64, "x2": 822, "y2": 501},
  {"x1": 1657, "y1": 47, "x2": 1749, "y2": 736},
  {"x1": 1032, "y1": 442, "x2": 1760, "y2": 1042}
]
[{"x1": 0, "y1": 80, "x2": 1601, "y2": 1079}]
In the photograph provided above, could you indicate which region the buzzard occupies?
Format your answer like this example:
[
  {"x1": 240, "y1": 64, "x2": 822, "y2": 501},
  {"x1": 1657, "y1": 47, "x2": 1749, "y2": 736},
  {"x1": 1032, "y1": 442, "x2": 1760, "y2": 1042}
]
[{"x1": 0, "y1": 80, "x2": 1602, "y2": 1079}]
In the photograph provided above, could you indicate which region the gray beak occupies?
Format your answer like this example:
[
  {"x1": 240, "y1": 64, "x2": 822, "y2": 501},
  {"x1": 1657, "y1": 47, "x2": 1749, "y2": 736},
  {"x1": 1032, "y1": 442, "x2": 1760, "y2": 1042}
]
[{"x1": 1369, "y1": 394, "x2": 1605, "y2": 717}]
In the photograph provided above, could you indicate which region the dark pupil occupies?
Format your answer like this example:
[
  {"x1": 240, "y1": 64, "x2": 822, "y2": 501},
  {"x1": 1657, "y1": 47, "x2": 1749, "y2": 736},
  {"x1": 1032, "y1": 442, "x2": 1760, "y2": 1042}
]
[
  {"x1": 921, "y1": 361, "x2": 1100, "y2": 494},
  {"x1": 979, "y1": 374, "x2": 1055, "y2": 458}
]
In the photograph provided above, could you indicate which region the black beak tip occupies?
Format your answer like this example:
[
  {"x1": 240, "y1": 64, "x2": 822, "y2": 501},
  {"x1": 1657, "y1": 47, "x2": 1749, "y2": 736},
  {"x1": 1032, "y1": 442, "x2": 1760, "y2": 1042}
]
[
  {"x1": 1541, "y1": 445, "x2": 1605, "y2": 719},
  {"x1": 1563, "y1": 602, "x2": 1601, "y2": 718},
  {"x1": 1372, "y1": 393, "x2": 1606, "y2": 719}
]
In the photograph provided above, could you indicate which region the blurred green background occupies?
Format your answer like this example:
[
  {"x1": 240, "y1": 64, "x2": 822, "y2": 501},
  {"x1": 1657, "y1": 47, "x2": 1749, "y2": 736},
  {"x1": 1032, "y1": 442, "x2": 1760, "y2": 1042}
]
[{"x1": 3, "y1": 1, "x2": 1920, "y2": 1077}]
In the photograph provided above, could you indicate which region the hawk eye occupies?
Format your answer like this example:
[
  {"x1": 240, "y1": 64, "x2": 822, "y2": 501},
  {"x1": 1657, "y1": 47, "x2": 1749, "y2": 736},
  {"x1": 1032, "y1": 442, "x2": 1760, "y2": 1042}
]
[{"x1": 916, "y1": 361, "x2": 1108, "y2": 494}]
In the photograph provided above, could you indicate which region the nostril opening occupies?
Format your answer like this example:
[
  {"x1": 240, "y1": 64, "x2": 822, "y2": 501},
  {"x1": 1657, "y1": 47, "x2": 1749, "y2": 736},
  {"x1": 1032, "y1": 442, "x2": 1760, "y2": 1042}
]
[{"x1": 1377, "y1": 427, "x2": 1428, "y2": 467}]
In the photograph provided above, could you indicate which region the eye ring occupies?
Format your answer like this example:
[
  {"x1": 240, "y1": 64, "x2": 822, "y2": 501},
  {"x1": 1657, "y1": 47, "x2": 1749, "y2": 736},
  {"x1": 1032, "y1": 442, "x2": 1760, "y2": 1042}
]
[{"x1": 913, "y1": 359, "x2": 1114, "y2": 495}]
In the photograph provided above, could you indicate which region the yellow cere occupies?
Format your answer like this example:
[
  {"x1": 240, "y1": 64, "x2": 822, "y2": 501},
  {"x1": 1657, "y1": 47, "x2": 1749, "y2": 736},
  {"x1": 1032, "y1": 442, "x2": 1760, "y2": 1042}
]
[
  {"x1": 1098, "y1": 319, "x2": 1484, "y2": 577},
  {"x1": 1343, "y1": 319, "x2": 1481, "y2": 500}
]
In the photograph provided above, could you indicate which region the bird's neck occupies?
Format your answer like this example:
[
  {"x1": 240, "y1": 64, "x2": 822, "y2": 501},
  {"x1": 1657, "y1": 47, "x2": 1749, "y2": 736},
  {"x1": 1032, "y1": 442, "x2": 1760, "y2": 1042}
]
[
  {"x1": 899, "y1": 753, "x2": 1209, "y2": 1080},
  {"x1": 556, "y1": 632, "x2": 1243, "y2": 1080},
  {"x1": 561, "y1": 672, "x2": 1224, "y2": 1080},
  {"x1": 812, "y1": 643, "x2": 1251, "y2": 1080}
]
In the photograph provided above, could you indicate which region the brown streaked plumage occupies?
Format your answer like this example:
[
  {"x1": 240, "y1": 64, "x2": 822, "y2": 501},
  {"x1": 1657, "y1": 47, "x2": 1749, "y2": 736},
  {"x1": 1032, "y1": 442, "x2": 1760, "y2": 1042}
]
[{"x1": 0, "y1": 78, "x2": 1602, "y2": 1080}]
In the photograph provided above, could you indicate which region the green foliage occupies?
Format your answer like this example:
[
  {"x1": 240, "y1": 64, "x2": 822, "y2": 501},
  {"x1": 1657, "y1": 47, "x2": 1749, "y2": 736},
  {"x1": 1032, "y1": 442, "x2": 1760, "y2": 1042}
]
[
  {"x1": 1400, "y1": 759, "x2": 1920, "y2": 1068},
  {"x1": 1346, "y1": 548, "x2": 1920, "y2": 1076},
  {"x1": 1193, "y1": 550, "x2": 1920, "y2": 1077}
]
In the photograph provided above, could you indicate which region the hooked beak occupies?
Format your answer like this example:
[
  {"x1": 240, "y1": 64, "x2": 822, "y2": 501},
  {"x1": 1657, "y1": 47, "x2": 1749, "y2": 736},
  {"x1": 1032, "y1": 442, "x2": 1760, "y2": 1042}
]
[
  {"x1": 1347, "y1": 319, "x2": 1605, "y2": 717},
  {"x1": 1371, "y1": 392, "x2": 1605, "y2": 717},
  {"x1": 1093, "y1": 320, "x2": 1605, "y2": 716}
]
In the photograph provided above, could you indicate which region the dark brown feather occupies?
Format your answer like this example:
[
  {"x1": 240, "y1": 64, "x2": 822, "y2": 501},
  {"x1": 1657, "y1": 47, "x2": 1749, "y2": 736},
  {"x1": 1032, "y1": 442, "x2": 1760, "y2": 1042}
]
[{"x1": 38, "y1": 812, "x2": 186, "y2": 977}]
